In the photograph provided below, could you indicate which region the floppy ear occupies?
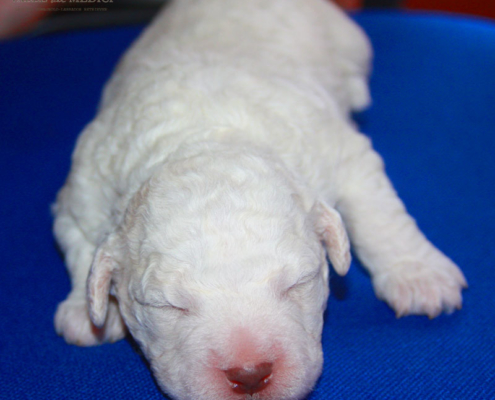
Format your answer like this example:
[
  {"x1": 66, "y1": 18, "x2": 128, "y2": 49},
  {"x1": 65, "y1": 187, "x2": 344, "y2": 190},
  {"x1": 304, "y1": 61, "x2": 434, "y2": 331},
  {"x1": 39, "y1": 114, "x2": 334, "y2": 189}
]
[
  {"x1": 87, "y1": 233, "x2": 121, "y2": 328},
  {"x1": 312, "y1": 200, "x2": 351, "y2": 276}
]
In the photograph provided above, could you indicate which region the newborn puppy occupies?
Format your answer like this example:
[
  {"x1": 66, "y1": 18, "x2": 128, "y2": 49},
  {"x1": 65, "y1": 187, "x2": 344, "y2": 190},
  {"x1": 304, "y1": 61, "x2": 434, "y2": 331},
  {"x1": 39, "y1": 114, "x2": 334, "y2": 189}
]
[{"x1": 53, "y1": 1, "x2": 467, "y2": 399}]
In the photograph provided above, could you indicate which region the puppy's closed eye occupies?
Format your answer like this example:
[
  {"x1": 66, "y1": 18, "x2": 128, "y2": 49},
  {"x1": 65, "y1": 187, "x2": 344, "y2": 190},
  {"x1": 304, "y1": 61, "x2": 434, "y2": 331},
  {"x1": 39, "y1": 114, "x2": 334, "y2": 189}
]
[
  {"x1": 285, "y1": 280, "x2": 315, "y2": 302},
  {"x1": 136, "y1": 295, "x2": 190, "y2": 313},
  {"x1": 131, "y1": 253, "x2": 194, "y2": 313},
  {"x1": 278, "y1": 268, "x2": 321, "y2": 301}
]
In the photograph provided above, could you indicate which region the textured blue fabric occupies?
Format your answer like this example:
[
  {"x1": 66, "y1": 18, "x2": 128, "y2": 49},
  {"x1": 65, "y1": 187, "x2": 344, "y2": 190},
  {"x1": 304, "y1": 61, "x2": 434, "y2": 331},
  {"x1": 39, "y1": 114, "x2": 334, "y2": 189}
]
[{"x1": 1, "y1": 12, "x2": 494, "y2": 400}]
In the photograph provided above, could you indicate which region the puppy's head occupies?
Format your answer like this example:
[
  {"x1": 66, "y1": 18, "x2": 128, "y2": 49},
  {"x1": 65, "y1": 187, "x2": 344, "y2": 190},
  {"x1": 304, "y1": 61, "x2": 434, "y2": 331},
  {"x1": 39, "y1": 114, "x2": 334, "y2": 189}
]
[{"x1": 87, "y1": 151, "x2": 350, "y2": 400}]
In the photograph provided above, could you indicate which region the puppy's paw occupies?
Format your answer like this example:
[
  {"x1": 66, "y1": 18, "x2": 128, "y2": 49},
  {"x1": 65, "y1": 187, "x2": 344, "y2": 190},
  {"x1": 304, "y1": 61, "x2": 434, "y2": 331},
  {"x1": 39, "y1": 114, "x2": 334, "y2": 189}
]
[
  {"x1": 372, "y1": 252, "x2": 467, "y2": 318},
  {"x1": 54, "y1": 293, "x2": 126, "y2": 346}
]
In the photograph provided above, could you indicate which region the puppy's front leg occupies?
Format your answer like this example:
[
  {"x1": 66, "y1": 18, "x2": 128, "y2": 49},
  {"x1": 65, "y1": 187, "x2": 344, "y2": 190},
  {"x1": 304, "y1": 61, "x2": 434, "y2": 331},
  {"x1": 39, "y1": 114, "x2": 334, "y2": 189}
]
[{"x1": 337, "y1": 139, "x2": 467, "y2": 317}]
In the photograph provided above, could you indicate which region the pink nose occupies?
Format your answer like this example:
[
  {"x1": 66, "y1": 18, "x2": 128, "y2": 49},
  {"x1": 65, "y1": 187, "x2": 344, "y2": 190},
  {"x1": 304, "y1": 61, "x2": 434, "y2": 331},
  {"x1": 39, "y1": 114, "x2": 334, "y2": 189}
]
[{"x1": 224, "y1": 362, "x2": 273, "y2": 395}]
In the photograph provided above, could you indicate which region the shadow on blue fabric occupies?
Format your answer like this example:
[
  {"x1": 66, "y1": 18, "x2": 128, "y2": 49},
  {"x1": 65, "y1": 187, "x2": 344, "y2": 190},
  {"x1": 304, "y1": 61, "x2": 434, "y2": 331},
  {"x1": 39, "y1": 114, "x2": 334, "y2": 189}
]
[{"x1": 0, "y1": 11, "x2": 494, "y2": 400}]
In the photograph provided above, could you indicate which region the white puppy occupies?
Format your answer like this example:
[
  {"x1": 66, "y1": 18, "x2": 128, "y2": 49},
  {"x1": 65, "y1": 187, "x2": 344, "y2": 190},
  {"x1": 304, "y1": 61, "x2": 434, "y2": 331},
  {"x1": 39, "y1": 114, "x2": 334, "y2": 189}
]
[{"x1": 53, "y1": 1, "x2": 467, "y2": 399}]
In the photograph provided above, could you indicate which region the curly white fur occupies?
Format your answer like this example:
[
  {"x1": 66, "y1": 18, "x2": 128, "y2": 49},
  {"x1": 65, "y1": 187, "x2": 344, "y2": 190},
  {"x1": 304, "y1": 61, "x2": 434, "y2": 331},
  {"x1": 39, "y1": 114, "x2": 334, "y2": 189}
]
[{"x1": 53, "y1": 1, "x2": 467, "y2": 399}]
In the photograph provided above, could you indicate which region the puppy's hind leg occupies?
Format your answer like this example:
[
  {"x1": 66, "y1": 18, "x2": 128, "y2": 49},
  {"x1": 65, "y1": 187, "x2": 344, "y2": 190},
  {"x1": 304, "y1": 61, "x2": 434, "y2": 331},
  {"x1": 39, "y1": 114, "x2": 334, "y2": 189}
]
[
  {"x1": 53, "y1": 209, "x2": 125, "y2": 346},
  {"x1": 336, "y1": 138, "x2": 467, "y2": 318}
]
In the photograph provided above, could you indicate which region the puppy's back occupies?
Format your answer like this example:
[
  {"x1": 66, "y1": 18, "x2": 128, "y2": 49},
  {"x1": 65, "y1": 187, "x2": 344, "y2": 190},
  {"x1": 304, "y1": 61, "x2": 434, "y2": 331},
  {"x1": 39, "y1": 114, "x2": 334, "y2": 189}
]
[{"x1": 102, "y1": 0, "x2": 371, "y2": 112}]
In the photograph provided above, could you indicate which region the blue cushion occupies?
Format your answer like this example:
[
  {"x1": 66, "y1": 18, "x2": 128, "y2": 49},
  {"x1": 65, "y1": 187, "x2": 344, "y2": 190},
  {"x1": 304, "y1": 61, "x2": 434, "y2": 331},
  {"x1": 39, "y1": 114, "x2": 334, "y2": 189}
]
[{"x1": 1, "y1": 11, "x2": 494, "y2": 399}]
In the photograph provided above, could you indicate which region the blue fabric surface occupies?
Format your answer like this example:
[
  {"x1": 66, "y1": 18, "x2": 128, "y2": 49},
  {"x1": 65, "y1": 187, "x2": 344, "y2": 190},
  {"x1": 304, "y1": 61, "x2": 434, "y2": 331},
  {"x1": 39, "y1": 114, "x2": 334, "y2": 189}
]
[{"x1": 1, "y1": 11, "x2": 494, "y2": 400}]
